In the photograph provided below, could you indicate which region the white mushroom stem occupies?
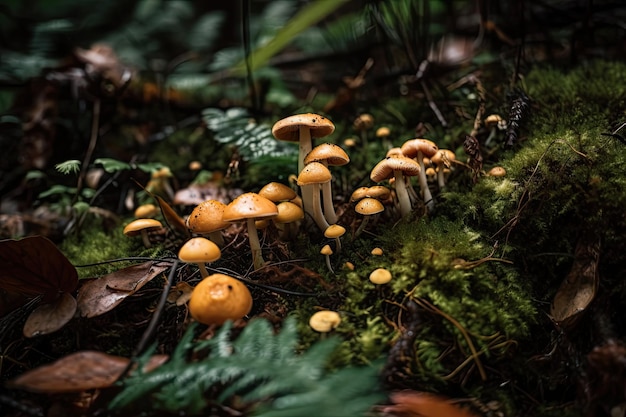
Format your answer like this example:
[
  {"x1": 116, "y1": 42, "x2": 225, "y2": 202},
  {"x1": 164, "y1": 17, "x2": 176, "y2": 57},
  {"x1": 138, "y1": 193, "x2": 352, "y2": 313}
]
[
  {"x1": 321, "y1": 177, "x2": 338, "y2": 225},
  {"x1": 196, "y1": 263, "x2": 209, "y2": 278},
  {"x1": 297, "y1": 126, "x2": 316, "y2": 219},
  {"x1": 416, "y1": 150, "x2": 434, "y2": 211},
  {"x1": 246, "y1": 218, "x2": 265, "y2": 271},
  {"x1": 311, "y1": 184, "x2": 330, "y2": 231},
  {"x1": 394, "y1": 170, "x2": 412, "y2": 218},
  {"x1": 140, "y1": 230, "x2": 152, "y2": 248},
  {"x1": 355, "y1": 216, "x2": 371, "y2": 237},
  {"x1": 436, "y1": 167, "x2": 446, "y2": 190}
]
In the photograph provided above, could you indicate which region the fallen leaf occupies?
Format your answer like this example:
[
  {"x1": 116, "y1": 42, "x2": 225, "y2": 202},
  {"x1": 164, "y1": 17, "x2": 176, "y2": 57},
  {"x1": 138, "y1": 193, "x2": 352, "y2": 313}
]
[
  {"x1": 8, "y1": 351, "x2": 168, "y2": 393},
  {"x1": 23, "y1": 292, "x2": 77, "y2": 337},
  {"x1": 383, "y1": 391, "x2": 480, "y2": 417},
  {"x1": 77, "y1": 261, "x2": 170, "y2": 318},
  {"x1": 0, "y1": 236, "x2": 78, "y2": 301},
  {"x1": 167, "y1": 281, "x2": 193, "y2": 306},
  {"x1": 550, "y1": 235, "x2": 600, "y2": 328}
]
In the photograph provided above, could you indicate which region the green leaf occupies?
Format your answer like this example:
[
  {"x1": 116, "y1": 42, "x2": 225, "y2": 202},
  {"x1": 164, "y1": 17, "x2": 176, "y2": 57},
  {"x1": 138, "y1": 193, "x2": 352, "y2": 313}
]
[
  {"x1": 55, "y1": 160, "x2": 81, "y2": 175},
  {"x1": 94, "y1": 158, "x2": 131, "y2": 173}
]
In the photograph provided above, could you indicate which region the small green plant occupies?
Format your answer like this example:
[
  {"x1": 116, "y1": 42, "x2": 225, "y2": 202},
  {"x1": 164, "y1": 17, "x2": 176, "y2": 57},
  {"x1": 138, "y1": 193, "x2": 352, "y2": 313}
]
[{"x1": 109, "y1": 317, "x2": 383, "y2": 416}]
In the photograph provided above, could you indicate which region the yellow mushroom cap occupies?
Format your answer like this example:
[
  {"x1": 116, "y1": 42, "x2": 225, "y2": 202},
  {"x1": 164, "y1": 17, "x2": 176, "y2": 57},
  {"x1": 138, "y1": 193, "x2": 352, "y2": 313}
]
[
  {"x1": 355, "y1": 198, "x2": 384, "y2": 216},
  {"x1": 370, "y1": 155, "x2": 421, "y2": 183},
  {"x1": 430, "y1": 149, "x2": 456, "y2": 168},
  {"x1": 400, "y1": 138, "x2": 439, "y2": 159},
  {"x1": 186, "y1": 199, "x2": 230, "y2": 234},
  {"x1": 296, "y1": 162, "x2": 332, "y2": 186},
  {"x1": 376, "y1": 126, "x2": 391, "y2": 138},
  {"x1": 178, "y1": 237, "x2": 221, "y2": 264},
  {"x1": 303, "y1": 143, "x2": 350, "y2": 166},
  {"x1": 258, "y1": 181, "x2": 297, "y2": 202},
  {"x1": 309, "y1": 310, "x2": 341, "y2": 332},
  {"x1": 487, "y1": 166, "x2": 507, "y2": 177},
  {"x1": 272, "y1": 113, "x2": 335, "y2": 142},
  {"x1": 134, "y1": 204, "x2": 159, "y2": 219},
  {"x1": 123, "y1": 218, "x2": 163, "y2": 236},
  {"x1": 324, "y1": 224, "x2": 346, "y2": 239},
  {"x1": 188, "y1": 273, "x2": 253, "y2": 325},
  {"x1": 222, "y1": 192, "x2": 278, "y2": 222},
  {"x1": 274, "y1": 201, "x2": 304, "y2": 224},
  {"x1": 369, "y1": 268, "x2": 392, "y2": 284},
  {"x1": 371, "y1": 247, "x2": 383, "y2": 256},
  {"x1": 320, "y1": 244, "x2": 333, "y2": 256}
]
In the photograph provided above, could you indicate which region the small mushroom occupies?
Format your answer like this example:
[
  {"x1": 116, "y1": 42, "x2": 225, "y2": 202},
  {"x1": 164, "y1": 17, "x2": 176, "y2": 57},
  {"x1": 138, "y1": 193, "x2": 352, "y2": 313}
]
[
  {"x1": 487, "y1": 166, "x2": 507, "y2": 177},
  {"x1": 188, "y1": 273, "x2": 253, "y2": 326},
  {"x1": 401, "y1": 138, "x2": 439, "y2": 211},
  {"x1": 320, "y1": 244, "x2": 334, "y2": 274},
  {"x1": 296, "y1": 162, "x2": 332, "y2": 231},
  {"x1": 371, "y1": 247, "x2": 383, "y2": 256},
  {"x1": 134, "y1": 203, "x2": 159, "y2": 219},
  {"x1": 430, "y1": 149, "x2": 456, "y2": 189},
  {"x1": 274, "y1": 201, "x2": 304, "y2": 240},
  {"x1": 178, "y1": 237, "x2": 221, "y2": 278},
  {"x1": 309, "y1": 310, "x2": 341, "y2": 333},
  {"x1": 123, "y1": 218, "x2": 163, "y2": 248},
  {"x1": 186, "y1": 199, "x2": 230, "y2": 247},
  {"x1": 369, "y1": 268, "x2": 392, "y2": 284},
  {"x1": 324, "y1": 224, "x2": 346, "y2": 253},
  {"x1": 222, "y1": 192, "x2": 278, "y2": 271},
  {"x1": 354, "y1": 197, "x2": 384, "y2": 237},
  {"x1": 370, "y1": 155, "x2": 421, "y2": 218},
  {"x1": 303, "y1": 143, "x2": 350, "y2": 225}
]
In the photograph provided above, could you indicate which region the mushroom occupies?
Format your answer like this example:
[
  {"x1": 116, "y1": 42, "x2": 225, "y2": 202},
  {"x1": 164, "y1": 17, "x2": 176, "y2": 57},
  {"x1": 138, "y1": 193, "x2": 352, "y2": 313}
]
[
  {"x1": 178, "y1": 237, "x2": 221, "y2": 278},
  {"x1": 369, "y1": 268, "x2": 392, "y2": 284},
  {"x1": 274, "y1": 201, "x2": 304, "y2": 240},
  {"x1": 400, "y1": 138, "x2": 439, "y2": 211},
  {"x1": 370, "y1": 155, "x2": 421, "y2": 218},
  {"x1": 371, "y1": 247, "x2": 383, "y2": 256},
  {"x1": 134, "y1": 203, "x2": 158, "y2": 219},
  {"x1": 430, "y1": 149, "x2": 456, "y2": 189},
  {"x1": 272, "y1": 114, "x2": 335, "y2": 217},
  {"x1": 303, "y1": 143, "x2": 350, "y2": 224},
  {"x1": 188, "y1": 273, "x2": 253, "y2": 326},
  {"x1": 354, "y1": 197, "x2": 384, "y2": 237},
  {"x1": 186, "y1": 199, "x2": 230, "y2": 247},
  {"x1": 376, "y1": 126, "x2": 392, "y2": 149},
  {"x1": 123, "y1": 218, "x2": 163, "y2": 248},
  {"x1": 258, "y1": 181, "x2": 297, "y2": 203},
  {"x1": 324, "y1": 224, "x2": 346, "y2": 253},
  {"x1": 487, "y1": 166, "x2": 507, "y2": 177},
  {"x1": 309, "y1": 310, "x2": 341, "y2": 333},
  {"x1": 222, "y1": 192, "x2": 278, "y2": 271},
  {"x1": 296, "y1": 161, "x2": 332, "y2": 231},
  {"x1": 320, "y1": 244, "x2": 334, "y2": 274}
]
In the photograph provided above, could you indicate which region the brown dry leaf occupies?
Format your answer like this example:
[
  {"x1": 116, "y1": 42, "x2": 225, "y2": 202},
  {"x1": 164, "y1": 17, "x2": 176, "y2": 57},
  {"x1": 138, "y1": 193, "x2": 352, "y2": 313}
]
[
  {"x1": 382, "y1": 391, "x2": 480, "y2": 417},
  {"x1": 152, "y1": 193, "x2": 189, "y2": 235},
  {"x1": 550, "y1": 235, "x2": 600, "y2": 328},
  {"x1": 0, "y1": 236, "x2": 78, "y2": 301},
  {"x1": 77, "y1": 261, "x2": 170, "y2": 318},
  {"x1": 23, "y1": 292, "x2": 77, "y2": 337},
  {"x1": 8, "y1": 351, "x2": 169, "y2": 393},
  {"x1": 167, "y1": 281, "x2": 193, "y2": 306}
]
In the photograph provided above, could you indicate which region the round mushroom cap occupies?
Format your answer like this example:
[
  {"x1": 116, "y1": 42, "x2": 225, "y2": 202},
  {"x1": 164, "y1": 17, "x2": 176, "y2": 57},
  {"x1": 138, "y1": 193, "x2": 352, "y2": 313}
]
[
  {"x1": 487, "y1": 166, "x2": 507, "y2": 177},
  {"x1": 370, "y1": 155, "x2": 421, "y2": 183},
  {"x1": 274, "y1": 201, "x2": 304, "y2": 224},
  {"x1": 258, "y1": 182, "x2": 297, "y2": 202},
  {"x1": 324, "y1": 224, "x2": 346, "y2": 239},
  {"x1": 320, "y1": 244, "x2": 333, "y2": 256},
  {"x1": 123, "y1": 218, "x2": 163, "y2": 236},
  {"x1": 484, "y1": 114, "x2": 505, "y2": 128},
  {"x1": 376, "y1": 126, "x2": 391, "y2": 138},
  {"x1": 296, "y1": 162, "x2": 332, "y2": 186},
  {"x1": 350, "y1": 186, "x2": 370, "y2": 203},
  {"x1": 186, "y1": 199, "x2": 230, "y2": 234},
  {"x1": 369, "y1": 268, "x2": 392, "y2": 284},
  {"x1": 309, "y1": 310, "x2": 341, "y2": 332},
  {"x1": 272, "y1": 113, "x2": 335, "y2": 142},
  {"x1": 401, "y1": 138, "x2": 439, "y2": 159},
  {"x1": 355, "y1": 197, "x2": 385, "y2": 215},
  {"x1": 178, "y1": 237, "x2": 221, "y2": 263},
  {"x1": 371, "y1": 247, "x2": 384, "y2": 256},
  {"x1": 134, "y1": 204, "x2": 159, "y2": 219},
  {"x1": 303, "y1": 143, "x2": 350, "y2": 166},
  {"x1": 189, "y1": 273, "x2": 253, "y2": 325},
  {"x1": 222, "y1": 192, "x2": 278, "y2": 222},
  {"x1": 386, "y1": 147, "x2": 403, "y2": 157},
  {"x1": 430, "y1": 149, "x2": 456, "y2": 168},
  {"x1": 365, "y1": 185, "x2": 391, "y2": 200}
]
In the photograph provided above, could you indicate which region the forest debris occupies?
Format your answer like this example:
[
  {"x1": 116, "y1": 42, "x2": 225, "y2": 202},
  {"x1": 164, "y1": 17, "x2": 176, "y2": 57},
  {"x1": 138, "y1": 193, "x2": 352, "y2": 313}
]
[
  {"x1": 550, "y1": 235, "x2": 600, "y2": 329},
  {"x1": 0, "y1": 236, "x2": 78, "y2": 302},
  {"x1": 380, "y1": 390, "x2": 481, "y2": 417},
  {"x1": 23, "y1": 292, "x2": 76, "y2": 338},
  {"x1": 77, "y1": 261, "x2": 170, "y2": 318},
  {"x1": 8, "y1": 350, "x2": 168, "y2": 393}
]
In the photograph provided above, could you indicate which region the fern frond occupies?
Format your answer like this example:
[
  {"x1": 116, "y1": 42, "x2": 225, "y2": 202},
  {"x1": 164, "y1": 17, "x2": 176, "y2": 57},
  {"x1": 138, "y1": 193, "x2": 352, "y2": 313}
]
[{"x1": 109, "y1": 317, "x2": 383, "y2": 416}]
